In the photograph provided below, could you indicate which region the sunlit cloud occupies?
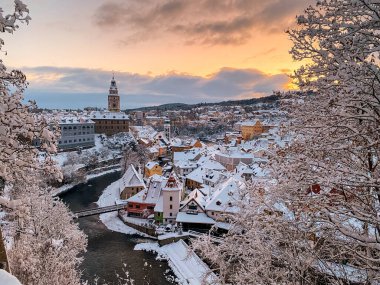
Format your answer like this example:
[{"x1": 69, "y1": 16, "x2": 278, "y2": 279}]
[
  {"x1": 93, "y1": 0, "x2": 313, "y2": 46},
  {"x1": 23, "y1": 66, "x2": 289, "y2": 109}
]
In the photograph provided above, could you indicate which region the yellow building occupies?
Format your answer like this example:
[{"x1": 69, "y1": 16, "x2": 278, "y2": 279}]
[
  {"x1": 240, "y1": 120, "x2": 264, "y2": 141},
  {"x1": 144, "y1": 162, "x2": 163, "y2": 178}
]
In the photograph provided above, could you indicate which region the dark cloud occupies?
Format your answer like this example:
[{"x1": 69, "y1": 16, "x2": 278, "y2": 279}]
[
  {"x1": 93, "y1": 0, "x2": 314, "y2": 46},
  {"x1": 23, "y1": 66, "x2": 289, "y2": 109}
]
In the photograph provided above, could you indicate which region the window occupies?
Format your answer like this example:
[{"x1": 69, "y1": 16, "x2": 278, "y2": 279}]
[
  {"x1": 136, "y1": 205, "x2": 140, "y2": 209},
  {"x1": 169, "y1": 213, "x2": 172, "y2": 216},
  {"x1": 147, "y1": 206, "x2": 154, "y2": 210},
  {"x1": 216, "y1": 201, "x2": 221, "y2": 206},
  {"x1": 170, "y1": 205, "x2": 173, "y2": 209},
  {"x1": 129, "y1": 204, "x2": 133, "y2": 208},
  {"x1": 169, "y1": 196, "x2": 173, "y2": 201},
  {"x1": 189, "y1": 205, "x2": 197, "y2": 210}
]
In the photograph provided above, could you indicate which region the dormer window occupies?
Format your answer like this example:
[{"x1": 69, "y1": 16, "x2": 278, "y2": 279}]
[{"x1": 216, "y1": 200, "x2": 221, "y2": 206}]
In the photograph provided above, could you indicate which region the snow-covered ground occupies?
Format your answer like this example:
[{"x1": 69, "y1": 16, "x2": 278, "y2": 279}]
[
  {"x1": 135, "y1": 240, "x2": 218, "y2": 285},
  {"x1": 0, "y1": 269, "x2": 22, "y2": 285},
  {"x1": 96, "y1": 178, "x2": 150, "y2": 237}
]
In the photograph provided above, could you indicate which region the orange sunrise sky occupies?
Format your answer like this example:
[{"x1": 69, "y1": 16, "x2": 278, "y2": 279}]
[{"x1": 2, "y1": 0, "x2": 314, "y2": 109}]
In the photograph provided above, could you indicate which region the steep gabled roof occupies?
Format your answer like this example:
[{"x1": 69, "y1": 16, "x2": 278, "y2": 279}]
[
  {"x1": 180, "y1": 188, "x2": 207, "y2": 211},
  {"x1": 205, "y1": 177, "x2": 245, "y2": 213},
  {"x1": 127, "y1": 174, "x2": 167, "y2": 204},
  {"x1": 120, "y1": 164, "x2": 145, "y2": 192}
]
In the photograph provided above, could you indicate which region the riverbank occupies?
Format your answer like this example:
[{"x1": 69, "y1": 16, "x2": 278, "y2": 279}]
[
  {"x1": 96, "y1": 179, "x2": 151, "y2": 238},
  {"x1": 135, "y1": 240, "x2": 218, "y2": 285}
]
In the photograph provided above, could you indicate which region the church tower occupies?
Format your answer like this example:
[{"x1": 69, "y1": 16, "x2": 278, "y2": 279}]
[
  {"x1": 108, "y1": 75, "x2": 120, "y2": 112},
  {"x1": 164, "y1": 119, "x2": 171, "y2": 140}
]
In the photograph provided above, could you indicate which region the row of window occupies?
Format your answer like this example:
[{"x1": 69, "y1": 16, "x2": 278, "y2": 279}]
[
  {"x1": 98, "y1": 120, "x2": 128, "y2": 124},
  {"x1": 62, "y1": 125, "x2": 93, "y2": 130},
  {"x1": 62, "y1": 132, "x2": 92, "y2": 135},
  {"x1": 128, "y1": 204, "x2": 154, "y2": 210},
  {"x1": 97, "y1": 126, "x2": 128, "y2": 130},
  {"x1": 59, "y1": 137, "x2": 94, "y2": 144}
]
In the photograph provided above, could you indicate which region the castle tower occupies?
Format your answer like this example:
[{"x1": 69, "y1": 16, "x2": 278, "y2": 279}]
[
  {"x1": 164, "y1": 119, "x2": 171, "y2": 140},
  {"x1": 162, "y1": 172, "x2": 182, "y2": 224},
  {"x1": 108, "y1": 75, "x2": 120, "y2": 112}
]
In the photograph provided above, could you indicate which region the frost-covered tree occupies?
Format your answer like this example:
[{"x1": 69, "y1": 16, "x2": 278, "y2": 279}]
[
  {"x1": 194, "y1": 0, "x2": 380, "y2": 284},
  {"x1": 8, "y1": 187, "x2": 87, "y2": 285},
  {"x1": 0, "y1": 0, "x2": 60, "y2": 188},
  {"x1": 120, "y1": 141, "x2": 149, "y2": 174},
  {"x1": 0, "y1": 2, "x2": 86, "y2": 284},
  {"x1": 279, "y1": 0, "x2": 380, "y2": 282}
]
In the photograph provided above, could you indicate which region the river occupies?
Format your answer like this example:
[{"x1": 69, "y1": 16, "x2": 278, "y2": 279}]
[{"x1": 59, "y1": 171, "x2": 176, "y2": 285}]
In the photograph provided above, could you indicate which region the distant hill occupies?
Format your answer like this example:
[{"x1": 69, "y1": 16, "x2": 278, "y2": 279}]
[{"x1": 125, "y1": 95, "x2": 279, "y2": 112}]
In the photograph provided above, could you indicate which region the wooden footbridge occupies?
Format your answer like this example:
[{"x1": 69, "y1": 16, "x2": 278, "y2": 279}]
[{"x1": 74, "y1": 203, "x2": 128, "y2": 218}]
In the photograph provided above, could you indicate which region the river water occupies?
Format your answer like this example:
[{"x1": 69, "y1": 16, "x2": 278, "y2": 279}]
[{"x1": 59, "y1": 171, "x2": 176, "y2": 285}]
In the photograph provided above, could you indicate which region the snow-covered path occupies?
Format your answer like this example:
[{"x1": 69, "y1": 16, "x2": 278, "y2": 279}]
[{"x1": 135, "y1": 240, "x2": 218, "y2": 285}]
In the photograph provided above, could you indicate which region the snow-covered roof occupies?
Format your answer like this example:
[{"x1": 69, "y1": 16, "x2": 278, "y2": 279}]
[
  {"x1": 175, "y1": 160, "x2": 198, "y2": 169},
  {"x1": 186, "y1": 167, "x2": 204, "y2": 184},
  {"x1": 240, "y1": 120, "x2": 260, "y2": 126},
  {"x1": 215, "y1": 149, "x2": 254, "y2": 159},
  {"x1": 59, "y1": 117, "x2": 94, "y2": 125},
  {"x1": 203, "y1": 169, "x2": 224, "y2": 184},
  {"x1": 0, "y1": 269, "x2": 22, "y2": 285},
  {"x1": 173, "y1": 149, "x2": 202, "y2": 163},
  {"x1": 127, "y1": 175, "x2": 167, "y2": 204},
  {"x1": 197, "y1": 156, "x2": 226, "y2": 171},
  {"x1": 145, "y1": 161, "x2": 159, "y2": 170},
  {"x1": 149, "y1": 146, "x2": 159, "y2": 153},
  {"x1": 180, "y1": 188, "x2": 207, "y2": 210},
  {"x1": 154, "y1": 195, "x2": 163, "y2": 212},
  {"x1": 176, "y1": 212, "x2": 215, "y2": 224},
  {"x1": 120, "y1": 165, "x2": 145, "y2": 190},
  {"x1": 91, "y1": 111, "x2": 129, "y2": 120},
  {"x1": 130, "y1": 125, "x2": 158, "y2": 141},
  {"x1": 205, "y1": 177, "x2": 245, "y2": 213},
  {"x1": 235, "y1": 162, "x2": 254, "y2": 175}
]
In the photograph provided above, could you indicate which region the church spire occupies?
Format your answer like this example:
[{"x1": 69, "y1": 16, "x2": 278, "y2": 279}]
[
  {"x1": 110, "y1": 74, "x2": 118, "y2": 94},
  {"x1": 108, "y1": 75, "x2": 120, "y2": 112}
]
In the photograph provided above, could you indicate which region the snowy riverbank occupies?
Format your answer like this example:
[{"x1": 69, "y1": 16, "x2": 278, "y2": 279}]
[
  {"x1": 96, "y1": 178, "x2": 150, "y2": 237},
  {"x1": 135, "y1": 240, "x2": 218, "y2": 285}
]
